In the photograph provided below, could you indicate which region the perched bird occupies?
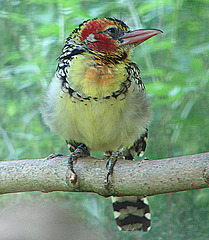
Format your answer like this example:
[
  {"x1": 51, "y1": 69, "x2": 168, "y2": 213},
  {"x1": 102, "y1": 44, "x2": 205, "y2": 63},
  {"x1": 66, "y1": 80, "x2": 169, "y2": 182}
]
[{"x1": 41, "y1": 17, "x2": 162, "y2": 231}]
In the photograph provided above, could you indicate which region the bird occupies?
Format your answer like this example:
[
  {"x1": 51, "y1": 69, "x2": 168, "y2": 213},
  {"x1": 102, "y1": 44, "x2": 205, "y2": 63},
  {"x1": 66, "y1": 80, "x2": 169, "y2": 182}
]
[{"x1": 41, "y1": 17, "x2": 162, "y2": 231}]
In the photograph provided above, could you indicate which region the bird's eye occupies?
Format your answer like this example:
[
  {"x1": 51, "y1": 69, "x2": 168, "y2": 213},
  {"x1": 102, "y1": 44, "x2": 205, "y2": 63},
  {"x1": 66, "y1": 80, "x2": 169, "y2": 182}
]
[
  {"x1": 106, "y1": 27, "x2": 123, "y2": 39},
  {"x1": 107, "y1": 27, "x2": 117, "y2": 35}
]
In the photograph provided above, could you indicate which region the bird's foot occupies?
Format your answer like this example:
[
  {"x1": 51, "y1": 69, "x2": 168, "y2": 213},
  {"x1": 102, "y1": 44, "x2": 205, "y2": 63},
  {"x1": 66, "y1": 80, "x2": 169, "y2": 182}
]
[
  {"x1": 67, "y1": 144, "x2": 90, "y2": 183},
  {"x1": 104, "y1": 150, "x2": 123, "y2": 189}
]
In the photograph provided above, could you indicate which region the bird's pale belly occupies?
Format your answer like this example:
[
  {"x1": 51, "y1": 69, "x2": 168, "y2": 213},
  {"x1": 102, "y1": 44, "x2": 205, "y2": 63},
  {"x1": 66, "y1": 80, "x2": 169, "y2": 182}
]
[{"x1": 54, "y1": 93, "x2": 142, "y2": 151}]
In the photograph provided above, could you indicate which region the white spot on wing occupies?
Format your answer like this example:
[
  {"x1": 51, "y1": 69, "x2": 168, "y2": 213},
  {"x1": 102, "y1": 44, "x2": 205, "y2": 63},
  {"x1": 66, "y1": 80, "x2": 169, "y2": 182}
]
[
  {"x1": 117, "y1": 225, "x2": 122, "y2": 231},
  {"x1": 145, "y1": 212, "x2": 151, "y2": 220},
  {"x1": 141, "y1": 197, "x2": 149, "y2": 205},
  {"x1": 139, "y1": 151, "x2": 144, "y2": 157},
  {"x1": 113, "y1": 211, "x2": 121, "y2": 219},
  {"x1": 147, "y1": 226, "x2": 151, "y2": 231}
]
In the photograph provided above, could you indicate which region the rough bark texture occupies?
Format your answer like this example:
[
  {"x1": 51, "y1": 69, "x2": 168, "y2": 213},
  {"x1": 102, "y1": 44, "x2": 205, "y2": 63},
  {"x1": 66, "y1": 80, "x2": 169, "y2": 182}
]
[{"x1": 0, "y1": 152, "x2": 209, "y2": 197}]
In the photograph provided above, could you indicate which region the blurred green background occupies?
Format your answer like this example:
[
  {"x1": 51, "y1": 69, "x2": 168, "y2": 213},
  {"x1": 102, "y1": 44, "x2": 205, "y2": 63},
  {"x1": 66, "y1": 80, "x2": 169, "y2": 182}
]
[{"x1": 0, "y1": 0, "x2": 209, "y2": 239}]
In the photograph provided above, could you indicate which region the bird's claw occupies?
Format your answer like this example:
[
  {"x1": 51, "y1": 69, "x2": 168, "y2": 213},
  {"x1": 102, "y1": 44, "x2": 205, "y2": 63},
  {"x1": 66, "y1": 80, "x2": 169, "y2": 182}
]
[
  {"x1": 105, "y1": 150, "x2": 123, "y2": 188},
  {"x1": 46, "y1": 153, "x2": 63, "y2": 160},
  {"x1": 67, "y1": 144, "x2": 90, "y2": 184}
]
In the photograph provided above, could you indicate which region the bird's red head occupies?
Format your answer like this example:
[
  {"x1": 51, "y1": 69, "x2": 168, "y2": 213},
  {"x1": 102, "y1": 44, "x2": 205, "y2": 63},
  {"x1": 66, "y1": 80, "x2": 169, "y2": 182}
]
[
  {"x1": 77, "y1": 18, "x2": 129, "y2": 53},
  {"x1": 69, "y1": 18, "x2": 162, "y2": 59}
]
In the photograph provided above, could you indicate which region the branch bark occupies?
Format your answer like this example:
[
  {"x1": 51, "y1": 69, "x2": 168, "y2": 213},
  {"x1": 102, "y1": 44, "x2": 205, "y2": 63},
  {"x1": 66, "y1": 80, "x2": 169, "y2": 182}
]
[{"x1": 0, "y1": 152, "x2": 209, "y2": 197}]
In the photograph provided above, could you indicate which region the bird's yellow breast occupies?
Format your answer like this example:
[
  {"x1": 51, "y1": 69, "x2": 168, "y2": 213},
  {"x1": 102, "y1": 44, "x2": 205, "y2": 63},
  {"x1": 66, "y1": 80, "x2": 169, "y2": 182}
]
[
  {"x1": 42, "y1": 54, "x2": 149, "y2": 152},
  {"x1": 68, "y1": 54, "x2": 127, "y2": 98}
]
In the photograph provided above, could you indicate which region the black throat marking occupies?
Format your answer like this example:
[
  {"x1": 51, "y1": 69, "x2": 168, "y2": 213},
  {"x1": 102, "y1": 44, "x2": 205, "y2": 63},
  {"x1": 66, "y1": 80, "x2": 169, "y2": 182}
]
[{"x1": 56, "y1": 42, "x2": 145, "y2": 103}]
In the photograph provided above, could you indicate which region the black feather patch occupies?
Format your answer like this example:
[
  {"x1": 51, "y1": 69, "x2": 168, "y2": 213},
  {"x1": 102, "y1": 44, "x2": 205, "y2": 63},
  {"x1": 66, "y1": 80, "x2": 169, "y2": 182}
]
[{"x1": 112, "y1": 196, "x2": 151, "y2": 232}]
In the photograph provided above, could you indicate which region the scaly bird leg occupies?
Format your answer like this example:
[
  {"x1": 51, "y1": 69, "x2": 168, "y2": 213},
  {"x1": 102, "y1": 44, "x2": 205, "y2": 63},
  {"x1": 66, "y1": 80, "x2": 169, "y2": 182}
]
[
  {"x1": 105, "y1": 150, "x2": 124, "y2": 186},
  {"x1": 67, "y1": 144, "x2": 90, "y2": 183}
]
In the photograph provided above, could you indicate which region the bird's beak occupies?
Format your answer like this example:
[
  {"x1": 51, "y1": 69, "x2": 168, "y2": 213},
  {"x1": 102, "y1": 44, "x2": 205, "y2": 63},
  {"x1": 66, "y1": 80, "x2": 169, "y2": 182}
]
[{"x1": 119, "y1": 29, "x2": 163, "y2": 46}]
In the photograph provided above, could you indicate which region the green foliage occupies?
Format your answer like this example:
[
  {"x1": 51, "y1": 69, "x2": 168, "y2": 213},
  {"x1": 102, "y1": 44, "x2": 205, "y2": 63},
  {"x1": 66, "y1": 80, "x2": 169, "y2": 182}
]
[{"x1": 0, "y1": 0, "x2": 208, "y2": 239}]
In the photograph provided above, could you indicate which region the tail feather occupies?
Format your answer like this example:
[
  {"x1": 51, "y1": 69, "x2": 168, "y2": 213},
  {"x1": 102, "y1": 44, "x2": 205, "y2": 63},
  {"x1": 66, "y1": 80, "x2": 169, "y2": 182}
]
[{"x1": 112, "y1": 196, "x2": 151, "y2": 231}]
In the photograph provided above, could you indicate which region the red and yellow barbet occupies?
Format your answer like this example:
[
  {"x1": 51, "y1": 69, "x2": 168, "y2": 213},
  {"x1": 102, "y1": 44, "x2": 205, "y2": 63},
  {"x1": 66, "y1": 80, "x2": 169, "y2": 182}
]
[{"x1": 41, "y1": 18, "x2": 162, "y2": 231}]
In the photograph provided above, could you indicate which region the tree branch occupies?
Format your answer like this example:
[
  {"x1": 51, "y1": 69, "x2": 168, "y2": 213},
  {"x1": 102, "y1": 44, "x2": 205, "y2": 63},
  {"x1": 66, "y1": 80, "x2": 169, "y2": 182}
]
[{"x1": 0, "y1": 152, "x2": 209, "y2": 197}]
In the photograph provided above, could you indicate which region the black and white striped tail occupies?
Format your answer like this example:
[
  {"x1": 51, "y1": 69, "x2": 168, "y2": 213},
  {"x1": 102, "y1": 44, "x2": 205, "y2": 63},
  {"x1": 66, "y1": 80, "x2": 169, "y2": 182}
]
[{"x1": 112, "y1": 196, "x2": 151, "y2": 231}]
